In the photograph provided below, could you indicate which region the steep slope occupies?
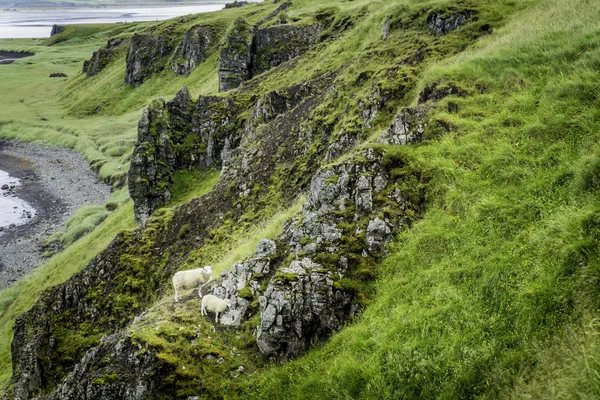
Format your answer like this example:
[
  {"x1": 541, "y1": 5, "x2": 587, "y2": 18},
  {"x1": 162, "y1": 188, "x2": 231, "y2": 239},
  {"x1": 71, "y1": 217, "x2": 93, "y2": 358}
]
[{"x1": 3, "y1": 0, "x2": 600, "y2": 398}]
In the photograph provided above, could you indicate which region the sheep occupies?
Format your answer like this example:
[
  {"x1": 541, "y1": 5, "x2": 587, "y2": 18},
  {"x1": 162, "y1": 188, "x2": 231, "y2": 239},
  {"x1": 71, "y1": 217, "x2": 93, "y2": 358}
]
[
  {"x1": 201, "y1": 294, "x2": 230, "y2": 323},
  {"x1": 172, "y1": 266, "x2": 212, "y2": 302}
]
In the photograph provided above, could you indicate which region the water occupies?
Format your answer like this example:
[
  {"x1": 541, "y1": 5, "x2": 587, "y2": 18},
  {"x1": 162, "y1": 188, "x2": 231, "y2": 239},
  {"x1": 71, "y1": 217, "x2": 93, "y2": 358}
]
[
  {"x1": 0, "y1": 1, "x2": 260, "y2": 38},
  {"x1": 0, "y1": 169, "x2": 36, "y2": 231}
]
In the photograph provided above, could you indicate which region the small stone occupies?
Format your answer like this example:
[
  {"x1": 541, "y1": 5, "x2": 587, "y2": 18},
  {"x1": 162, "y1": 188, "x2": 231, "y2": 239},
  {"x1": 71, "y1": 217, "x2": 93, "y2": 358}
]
[{"x1": 216, "y1": 357, "x2": 224, "y2": 364}]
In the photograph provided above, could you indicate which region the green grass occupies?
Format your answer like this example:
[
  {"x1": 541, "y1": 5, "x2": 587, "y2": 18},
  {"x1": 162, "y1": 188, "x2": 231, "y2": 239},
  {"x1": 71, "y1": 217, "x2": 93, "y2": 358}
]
[{"x1": 169, "y1": 169, "x2": 221, "y2": 207}]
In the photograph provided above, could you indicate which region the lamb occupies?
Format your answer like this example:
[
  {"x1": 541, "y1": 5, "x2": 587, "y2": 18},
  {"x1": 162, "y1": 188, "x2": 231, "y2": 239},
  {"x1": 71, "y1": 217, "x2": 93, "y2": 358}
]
[
  {"x1": 201, "y1": 294, "x2": 230, "y2": 323},
  {"x1": 172, "y1": 266, "x2": 212, "y2": 302}
]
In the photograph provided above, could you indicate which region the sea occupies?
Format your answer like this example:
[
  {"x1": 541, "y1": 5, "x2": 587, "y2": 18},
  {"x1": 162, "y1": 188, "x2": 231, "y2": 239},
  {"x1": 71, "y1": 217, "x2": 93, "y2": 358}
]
[{"x1": 0, "y1": 1, "x2": 260, "y2": 38}]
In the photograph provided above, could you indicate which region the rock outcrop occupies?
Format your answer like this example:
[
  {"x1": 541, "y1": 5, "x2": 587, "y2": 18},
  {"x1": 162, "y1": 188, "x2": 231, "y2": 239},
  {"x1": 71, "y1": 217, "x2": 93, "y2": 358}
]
[
  {"x1": 83, "y1": 38, "x2": 125, "y2": 77},
  {"x1": 82, "y1": 39, "x2": 125, "y2": 78},
  {"x1": 128, "y1": 87, "x2": 240, "y2": 223},
  {"x1": 202, "y1": 148, "x2": 425, "y2": 361},
  {"x1": 125, "y1": 34, "x2": 172, "y2": 86},
  {"x1": 224, "y1": 0, "x2": 250, "y2": 8},
  {"x1": 48, "y1": 333, "x2": 165, "y2": 400},
  {"x1": 218, "y1": 18, "x2": 254, "y2": 92},
  {"x1": 251, "y1": 23, "x2": 321, "y2": 76},
  {"x1": 218, "y1": 16, "x2": 322, "y2": 92},
  {"x1": 255, "y1": 152, "x2": 410, "y2": 359},
  {"x1": 128, "y1": 99, "x2": 175, "y2": 224},
  {"x1": 170, "y1": 26, "x2": 215, "y2": 76},
  {"x1": 428, "y1": 11, "x2": 473, "y2": 36},
  {"x1": 50, "y1": 24, "x2": 65, "y2": 36},
  {"x1": 378, "y1": 106, "x2": 428, "y2": 146}
]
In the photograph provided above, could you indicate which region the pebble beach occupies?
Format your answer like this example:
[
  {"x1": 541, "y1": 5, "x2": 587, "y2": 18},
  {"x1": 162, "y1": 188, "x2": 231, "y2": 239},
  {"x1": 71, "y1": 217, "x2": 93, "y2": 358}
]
[{"x1": 0, "y1": 140, "x2": 111, "y2": 290}]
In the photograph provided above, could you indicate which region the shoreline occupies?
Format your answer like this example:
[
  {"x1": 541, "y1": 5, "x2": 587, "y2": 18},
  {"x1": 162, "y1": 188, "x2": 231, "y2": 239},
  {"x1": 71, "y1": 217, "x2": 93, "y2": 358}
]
[
  {"x1": 1, "y1": 1, "x2": 244, "y2": 11},
  {"x1": 0, "y1": 139, "x2": 111, "y2": 290}
]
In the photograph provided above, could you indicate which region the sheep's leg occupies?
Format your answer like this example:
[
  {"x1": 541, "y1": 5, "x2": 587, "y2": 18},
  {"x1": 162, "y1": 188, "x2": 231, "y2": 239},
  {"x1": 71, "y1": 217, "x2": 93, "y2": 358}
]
[
  {"x1": 174, "y1": 288, "x2": 180, "y2": 302},
  {"x1": 216, "y1": 312, "x2": 219, "y2": 324},
  {"x1": 201, "y1": 303, "x2": 206, "y2": 316}
]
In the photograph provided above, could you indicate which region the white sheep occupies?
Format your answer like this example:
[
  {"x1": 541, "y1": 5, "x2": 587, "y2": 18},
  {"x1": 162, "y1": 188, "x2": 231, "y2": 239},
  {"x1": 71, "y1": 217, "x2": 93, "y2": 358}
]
[
  {"x1": 201, "y1": 294, "x2": 230, "y2": 323},
  {"x1": 172, "y1": 266, "x2": 212, "y2": 302}
]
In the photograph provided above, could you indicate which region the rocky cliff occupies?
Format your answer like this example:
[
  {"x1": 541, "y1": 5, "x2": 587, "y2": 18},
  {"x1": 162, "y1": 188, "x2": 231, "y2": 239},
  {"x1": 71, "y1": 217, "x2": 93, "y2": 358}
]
[
  {"x1": 169, "y1": 25, "x2": 217, "y2": 76},
  {"x1": 218, "y1": 17, "x2": 322, "y2": 92},
  {"x1": 83, "y1": 38, "x2": 126, "y2": 77},
  {"x1": 125, "y1": 34, "x2": 173, "y2": 86},
  {"x1": 218, "y1": 18, "x2": 254, "y2": 92}
]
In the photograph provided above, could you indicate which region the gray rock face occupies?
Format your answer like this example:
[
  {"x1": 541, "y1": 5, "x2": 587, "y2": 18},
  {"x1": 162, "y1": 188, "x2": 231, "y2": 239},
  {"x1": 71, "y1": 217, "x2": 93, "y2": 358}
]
[
  {"x1": 218, "y1": 18, "x2": 254, "y2": 92},
  {"x1": 254, "y1": 152, "x2": 409, "y2": 360},
  {"x1": 218, "y1": 17, "x2": 321, "y2": 92},
  {"x1": 128, "y1": 99, "x2": 175, "y2": 224},
  {"x1": 378, "y1": 106, "x2": 428, "y2": 146},
  {"x1": 207, "y1": 239, "x2": 277, "y2": 326},
  {"x1": 366, "y1": 218, "x2": 393, "y2": 254},
  {"x1": 428, "y1": 11, "x2": 473, "y2": 36},
  {"x1": 256, "y1": 257, "x2": 354, "y2": 358},
  {"x1": 170, "y1": 26, "x2": 215, "y2": 76},
  {"x1": 125, "y1": 34, "x2": 172, "y2": 86},
  {"x1": 252, "y1": 23, "x2": 321, "y2": 76},
  {"x1": 5, "y1": 234, "x2": 151, "y2": 400},
  {"x1": 245, "y1": 82, "x2": 313, "y2": 133},
  {"x1": 83, "y1": 38, "x2": 125, "y2": 77},
  {"x1": 325, "y1": 130, "x2": 358, "y2": 163},
  {"x1": 48, "y1": 334, "x2": 161, "y2": 400}
]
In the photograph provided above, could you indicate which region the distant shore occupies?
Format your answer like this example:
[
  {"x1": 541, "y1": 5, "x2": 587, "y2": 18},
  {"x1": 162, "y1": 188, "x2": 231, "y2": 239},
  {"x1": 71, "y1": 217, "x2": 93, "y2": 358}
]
[
  {"x1": 0, "y1": 1, "x2": 261, "y2": 38},
  {"x1": 0, "y1": 140, "x2": 111, "y2": 290}
]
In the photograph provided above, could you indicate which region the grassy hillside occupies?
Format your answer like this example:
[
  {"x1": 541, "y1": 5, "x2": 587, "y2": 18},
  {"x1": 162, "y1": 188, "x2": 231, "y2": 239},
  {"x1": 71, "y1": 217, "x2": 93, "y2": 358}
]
[
  {"x1": 1, "y1": 0, "x2": 600, "y2": 397},
  {"x1": 234, "y1": 0, "x2": 600, "y2": 397}
]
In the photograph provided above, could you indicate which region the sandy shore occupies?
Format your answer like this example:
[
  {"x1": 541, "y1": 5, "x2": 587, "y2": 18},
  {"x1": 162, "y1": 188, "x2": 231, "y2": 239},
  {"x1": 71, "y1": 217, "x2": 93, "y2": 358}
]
[{"x1": 0, "y1": 139, "x2": 111, "y2": 290}]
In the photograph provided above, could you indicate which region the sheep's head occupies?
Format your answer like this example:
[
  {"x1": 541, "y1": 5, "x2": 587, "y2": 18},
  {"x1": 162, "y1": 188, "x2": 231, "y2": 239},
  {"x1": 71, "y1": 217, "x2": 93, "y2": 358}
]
[
  {"x1": 225, "y1": 299, "x2": 231, "y2": 307},
  {"x1": 204, "y1": 265, "x2": 213, "y2": 275}
]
